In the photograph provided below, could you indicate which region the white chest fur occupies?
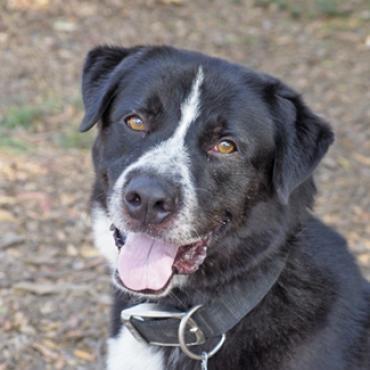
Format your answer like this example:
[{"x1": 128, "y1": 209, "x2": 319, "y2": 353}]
[{"x1": 107, "y1": 327, "x2": 165, "y2": 370}]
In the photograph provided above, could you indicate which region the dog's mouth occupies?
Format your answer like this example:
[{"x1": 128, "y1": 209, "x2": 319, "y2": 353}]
[{"x1": 111, "y1": 219, "x2": 229, "y2": 295}]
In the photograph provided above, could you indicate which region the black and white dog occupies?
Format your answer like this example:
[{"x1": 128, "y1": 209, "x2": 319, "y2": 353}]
[{"x1": 80, "y1": 46, "x2": 370, "y2": 370}]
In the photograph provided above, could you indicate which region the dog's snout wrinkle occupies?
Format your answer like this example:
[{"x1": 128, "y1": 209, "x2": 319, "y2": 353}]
[{"x1": 123, "y1": 175, "x2": 179, "y2": 225}]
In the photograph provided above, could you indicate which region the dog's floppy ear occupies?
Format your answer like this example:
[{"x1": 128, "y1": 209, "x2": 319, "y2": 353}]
[
  {"x1": 80, "y1": 45, "x2": 143, "y2": 132},
  {"x1": 269, "y1": 81, "x2": 334, "y2": 204}
]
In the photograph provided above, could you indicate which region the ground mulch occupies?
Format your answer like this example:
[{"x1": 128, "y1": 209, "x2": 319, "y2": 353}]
[{"x1": 0, "y1": 0, "x2": 369, "y2": 368}]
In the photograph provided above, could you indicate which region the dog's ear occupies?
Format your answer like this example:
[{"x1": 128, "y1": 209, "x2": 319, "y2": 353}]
[
  {"x1": 267, "y1": 80, "x2": 334, "y2": 204},
  {"x1": 80, "y1": 45, "x2": 143, "y2": 132}
]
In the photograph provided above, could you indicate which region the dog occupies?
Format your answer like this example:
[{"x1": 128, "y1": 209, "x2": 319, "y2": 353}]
[{"x1": 80, "y1": 45, "x2": 370, "y2": 370}]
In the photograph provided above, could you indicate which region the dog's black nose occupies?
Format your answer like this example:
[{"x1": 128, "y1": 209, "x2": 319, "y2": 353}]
[{"x1": 123, "y1": 175, "x2": 178, "y2": 225}]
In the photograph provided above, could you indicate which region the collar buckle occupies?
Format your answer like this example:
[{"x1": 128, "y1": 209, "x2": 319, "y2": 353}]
[
  {"x1": 179, "y1": 304, "x2": 226, "y2": 361},
  {"x1": 121, "y1": 303, "x2": 206, "y2": 347}
]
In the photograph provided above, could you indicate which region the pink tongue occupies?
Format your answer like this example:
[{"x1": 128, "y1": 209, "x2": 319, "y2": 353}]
[{"x1": 118, "y1": 233, "x2": 180, "y2": 292}]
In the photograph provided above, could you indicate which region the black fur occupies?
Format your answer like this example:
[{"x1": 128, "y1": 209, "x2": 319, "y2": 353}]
[{"x1": 81, "y1": 45, "x2": 370, "y2": 369}]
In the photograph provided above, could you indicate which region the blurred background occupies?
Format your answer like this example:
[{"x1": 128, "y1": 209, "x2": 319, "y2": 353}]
[{"x1": 0, "y1": 0, "x2": 369, "y2": 368}]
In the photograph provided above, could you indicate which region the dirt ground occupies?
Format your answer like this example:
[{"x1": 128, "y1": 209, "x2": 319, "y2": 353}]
[{"x1": 0, "y1": 0, "x2": 369, "y2": 369}]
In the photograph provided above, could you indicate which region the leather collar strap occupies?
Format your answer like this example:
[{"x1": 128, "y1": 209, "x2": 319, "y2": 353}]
[{"x1": 120, "y1": 254, "x2": 287, "y2": 348}]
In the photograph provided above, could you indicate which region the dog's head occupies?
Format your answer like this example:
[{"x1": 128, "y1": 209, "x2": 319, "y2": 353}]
[{"x1": 81, "y1": 46, "x2": 333, "y2": 297}]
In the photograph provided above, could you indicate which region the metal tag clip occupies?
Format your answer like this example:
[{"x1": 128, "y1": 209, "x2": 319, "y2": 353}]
[{"x1": 178, "y1": 305, "x2": 226, "y2": 361}]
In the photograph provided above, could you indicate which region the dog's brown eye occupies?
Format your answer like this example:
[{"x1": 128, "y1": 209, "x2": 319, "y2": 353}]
[
  {"x1": 211, "y1": 140, "x2": 237, "y2": 154},
  {"x1": 124, "y1": 114, "x2": 146, "y2": 132}
]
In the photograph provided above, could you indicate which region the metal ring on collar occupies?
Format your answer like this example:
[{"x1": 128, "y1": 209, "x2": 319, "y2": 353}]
[{"x1": 178, "y1": 305, "x2": 226, "y2": 361}]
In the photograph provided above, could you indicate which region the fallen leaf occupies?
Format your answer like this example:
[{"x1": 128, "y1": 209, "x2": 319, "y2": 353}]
[
  {"x1": 74, "y1": 349, "x2": 95, "y2": 362},
  {"x1": 0, "y1": 233, "x2": 25, "y2": 249},
  {"x1": 0, "y1": 209, "x2": 17, "y2": 223},
  {"x1": 17, "y1": 192, "x2": 52, "y2": 214},
  {"x1": 358, "y1": 254, "x2": 370, "y2": 265},
  {"x1": 363, "y1": 240, "x2": 370, "y2": 250},
  {"x1": 67, "y1": 244, "x2": 78, "y2": 256},
  {"x1": 7, "y1": 0, "x2": 49, "y2": 10},
  {"x1": 159, "y1": 0, "x2": 184, "y2": 4},
  {"x1": 353, "y1": 153, "x2": 370, "y2": 166},
  {"x1": 53, "y1": 20, "x2": 77, "y2": 32},
  {"x1": 366, "y1": 35, "x2": 370, "y2": 48},
  {"x1": 41, "y1": 320, "x2": 61, "y2": 334},
  {"x1": 0, "y1": 195, "x2": 16, "y2": 206},
  {"x1": 13, "y1": 282, "x2": 91, "y2": 295},
  {"x1": 337, "y1": 157, "x2": 351, "y2": 169},
  {"x1": 14, "y1": 282, "x2": 56, "y2": 295},
  {"x1": 7, "y1": 248, "x2": 22, "y2": 257},
  {"x1": 24, "y1": 255, "x2": 57, "y2": 265},
  {"x1": 80, "y1": 245, "x2": 100, "y2": 258},
  {"x1": 32, "y1": 342, "x2": 59, "y2": 360},
  {"x1": 65, "y1": 329, "x2": 85, "y2": 339},
  {"x1": 42, "y1": 339, "x2": 59, "y2": 351}
]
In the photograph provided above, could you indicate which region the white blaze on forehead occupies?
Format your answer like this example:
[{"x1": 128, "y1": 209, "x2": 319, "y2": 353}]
[
  {"x1": 173, "y1": 66, "x2": 204, "y2": 144},
  {"x1": 110, "y1": 66, "x2": 205, "y2": 242}
]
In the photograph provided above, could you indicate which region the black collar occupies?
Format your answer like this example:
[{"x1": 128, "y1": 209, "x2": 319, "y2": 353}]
[{"x1": 120, "y1": 252, "x2": 287, "y2": 359}]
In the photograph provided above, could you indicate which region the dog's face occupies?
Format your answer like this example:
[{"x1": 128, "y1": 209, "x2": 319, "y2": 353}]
[{"x1": 81, "y1": 46, "x2": 333, "y2": 297}]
